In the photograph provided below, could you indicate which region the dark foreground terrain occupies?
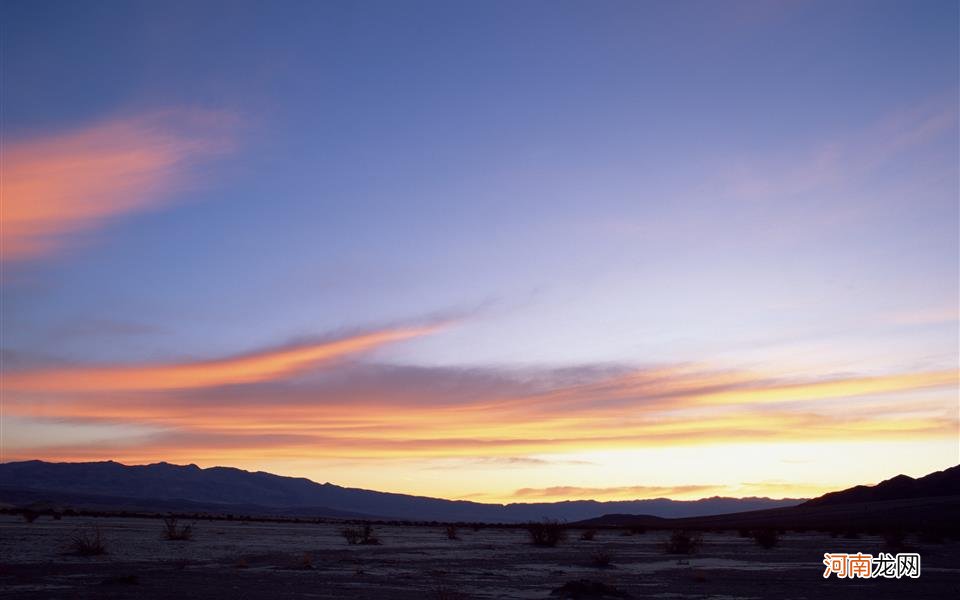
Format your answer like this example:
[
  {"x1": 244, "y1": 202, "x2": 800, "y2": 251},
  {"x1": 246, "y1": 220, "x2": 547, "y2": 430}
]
[{"x1": 1, "y1": 515, "x2": 957, "y2": 599}]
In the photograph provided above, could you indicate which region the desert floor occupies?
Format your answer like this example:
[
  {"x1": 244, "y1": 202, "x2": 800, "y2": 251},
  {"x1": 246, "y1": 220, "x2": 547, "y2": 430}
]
[{"x1": 0, "y1": 515, "x2": 957, "y2": 599}]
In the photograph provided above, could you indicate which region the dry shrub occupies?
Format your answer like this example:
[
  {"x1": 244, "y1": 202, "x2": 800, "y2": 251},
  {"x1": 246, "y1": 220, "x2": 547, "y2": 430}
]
[
  {"x1": 342, "y1": 522, "x2": 380, "y2": 545},
  {"x1": 525, "y1": 519, "x2": 567, "y2": 547},
  {"x1": 579, "y1": 529, "x2": 597, "y2": 541},
  {"x1": 445, "y1": 525, "x2": 460, "y2": 540},
  {"x1": 162, "y1": 517, "x2": 194, "y2": 541},
  {"x1": 69, "y1": 525, "x2": 107, "y2": 556},
  {"x1": 663, "y1": 530, "x2": 702, "y2": 555}
]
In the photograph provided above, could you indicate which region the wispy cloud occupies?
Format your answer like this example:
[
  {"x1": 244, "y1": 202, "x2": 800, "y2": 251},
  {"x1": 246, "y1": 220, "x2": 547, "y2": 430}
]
[
  {"x1": 424, "y1": 456, "x2": 595, "y2": 470},
  {"x1": 1, "y1": 110, "x2": 233, "y2": 263},
  {"x1": 504, "y1": 479, "x2": 839, "y2": 501},
  {"x1": 722, "y1": 94, "x2": 957, "y2": 202},
  {"x1": 4, "y1": 332, "x2": 956, "y2": 465},
  {"x1": 4, "y1": 325, "x2": 440, "y2": 392}
]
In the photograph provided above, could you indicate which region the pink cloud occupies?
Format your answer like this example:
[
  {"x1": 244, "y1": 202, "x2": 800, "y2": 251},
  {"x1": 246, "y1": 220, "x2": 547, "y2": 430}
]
[{"x1": 2, "y1": 110, "x2": 233, "y2": 262}]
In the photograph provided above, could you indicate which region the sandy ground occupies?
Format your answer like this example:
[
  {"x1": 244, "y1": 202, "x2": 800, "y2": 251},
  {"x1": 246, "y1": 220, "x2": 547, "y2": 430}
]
[{"x1": 0, "y1": 515, "x2": 957, "y2": 599}]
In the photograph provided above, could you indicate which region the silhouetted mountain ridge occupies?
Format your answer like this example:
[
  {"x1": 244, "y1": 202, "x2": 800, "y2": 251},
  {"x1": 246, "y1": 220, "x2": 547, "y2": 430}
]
[
  {"x1": 0, "y1": 459, "x2": 801, "y2": 522},
  {"x1": 802, "y1": 464, "x2": 960, "y2": 506},
  {"x1": 576, "y1": 464, "x2": 960, "y2": 531}
]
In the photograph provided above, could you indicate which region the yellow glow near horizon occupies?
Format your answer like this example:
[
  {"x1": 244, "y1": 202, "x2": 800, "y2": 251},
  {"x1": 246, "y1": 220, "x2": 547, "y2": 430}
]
[{"x1": 4, "y1": 327, "x2": 957, "y2": 503}]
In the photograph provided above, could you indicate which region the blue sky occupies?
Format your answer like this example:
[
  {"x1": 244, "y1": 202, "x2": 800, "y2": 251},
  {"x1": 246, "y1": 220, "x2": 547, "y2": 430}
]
[{"x1": 2, "y1": 0, "x2": 958, "y2": 501}]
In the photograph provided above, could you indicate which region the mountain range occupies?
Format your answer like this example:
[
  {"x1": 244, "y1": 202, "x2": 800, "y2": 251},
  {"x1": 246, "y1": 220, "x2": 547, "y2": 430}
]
[
  {"x1": 576, "y1": 463, "x2": 960, "y2": 531},
  {"x1": 0, "y1": 459, "x2": 801, "y2": 522}
]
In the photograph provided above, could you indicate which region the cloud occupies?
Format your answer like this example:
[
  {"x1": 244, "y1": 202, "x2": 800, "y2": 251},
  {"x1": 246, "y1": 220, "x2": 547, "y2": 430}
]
[
  {"x1": 507, "y1": 479, "x2": 843, "y2": 501},
  {"x1": 722, "y1": 95, "x2": 957, "y2": 203},
  {"x1": 4, "y1": 335, "x2": 956, "y2": 465},
  {"x1": 512, "y1": 484, "x2": 722, "y2": 500},
  {"x1": 4, "y1": 325, "x2": 440, "y2": 392},
  {"x1": 1, "y1": 110, "x2": 233, "y2": 263},
  {"x1": 424, "y1": 456, "x2": 595, "y2": 470}
]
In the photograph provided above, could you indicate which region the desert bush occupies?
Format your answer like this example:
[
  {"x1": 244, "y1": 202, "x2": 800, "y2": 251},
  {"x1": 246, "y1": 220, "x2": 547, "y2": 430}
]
[
  {"x1": 663, "y1": 530, "x2": 702, "y2": 555},
  {"x1": 68, "y1": 525, "x2": 107, "y2": 556},
  {"x1": 342, "y1": 522, "x2": 380, "y2": 545},
  {"x1": 21, "y1": 510, "x2": 39, "y2": 523},
  {"x1": 525, "y1": 519, "x2": 567, "y2": 547},
  {"x1": 751, "y1": 528, "x2": 779, "y2": 549},
  {"x1": 162, "y1": 517, "x2": 194, "y2": 541},
  {"x1": 737, "y1": 527, "x2": 751, "y2": 538},
  {"x1": 590, "y1": 548, "x2": 614, "y2": 568},
  {"x1": 342, "y1": 527, "x2": 360, "y2": 544},
  {"x1": 628, "y1": 525, "x2": 646, "y2": 535},
  {"x1": 579, "y1": 529, "x2": 597, "y2": 541},
  {"x1": 445, "y1": 525, "x2": 460, "y2": 540}
]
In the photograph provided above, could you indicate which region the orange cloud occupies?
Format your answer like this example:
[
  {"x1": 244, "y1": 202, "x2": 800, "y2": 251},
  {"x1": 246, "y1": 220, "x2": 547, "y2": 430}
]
[
  {"x1": 4, "y1": 326, "x2": 439, "y2": 392},
  {"x1": 1, "y1": 111, "x2": 231, "y2": 262},
  {"x1": 6, "y1": 352, "x2": 956, "y2": 463},
  {"x1": 4, "y1": 322, "x2": 956, "y2": 469}
]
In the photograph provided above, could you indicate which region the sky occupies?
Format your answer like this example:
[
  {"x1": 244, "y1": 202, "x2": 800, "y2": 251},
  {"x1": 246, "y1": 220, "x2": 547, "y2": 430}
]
[{"x1": 1, "y1": 0, "x2": 958, "y2": 504}]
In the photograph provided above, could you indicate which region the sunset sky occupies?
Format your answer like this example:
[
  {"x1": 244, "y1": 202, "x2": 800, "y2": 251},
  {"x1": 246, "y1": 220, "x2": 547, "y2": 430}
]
[{"x1": 1, "y1": 0, "x2": 958, "y2": 504}]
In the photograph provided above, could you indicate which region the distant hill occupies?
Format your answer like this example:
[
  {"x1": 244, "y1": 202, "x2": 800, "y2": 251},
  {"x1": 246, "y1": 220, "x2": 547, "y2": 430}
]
[
  {"x1": 0, "y1": 460, "x2": 801, "y2": 523},
  {"x1": 0, "y1": 486, "x2": 381, "y2": 520},
  {"x1": 802, "y1": 464, "x2": 960, "y2": 506},
  {"x1": 576, "y1": 464, "x2": 960, "y2": 532}
]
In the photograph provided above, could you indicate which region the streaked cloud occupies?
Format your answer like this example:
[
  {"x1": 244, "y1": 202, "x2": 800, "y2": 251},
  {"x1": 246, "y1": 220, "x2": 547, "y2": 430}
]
[
  {"x1": 722, "y1": 95, "x2": 957, "y2": 203},
  {"x1": 512, "y1": 484, "x2": 721, "y2": 500},
  {"x1": 4, "y1": 335, "x2": 956, "y2": 465},
  {"x1": 4, "y1": 325, "x2": 440, "y2": 392},
  {"x1": 424, "y1": 456, "x2": 595, "y2": 469},
  {"x1": 1, "y1": 111, "x2": 232, "y2": 263},
  {"x1": 505, "y1": 479, "x2": 847, "y2": 501}
]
